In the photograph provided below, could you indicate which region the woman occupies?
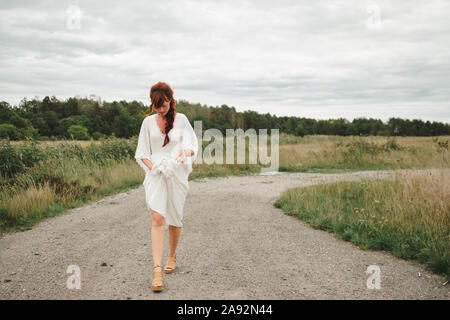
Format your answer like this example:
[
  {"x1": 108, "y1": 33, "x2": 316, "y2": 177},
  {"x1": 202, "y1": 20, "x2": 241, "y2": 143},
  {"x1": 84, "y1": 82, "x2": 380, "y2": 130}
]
[{"x1": 134, "y1": 81, "x2": 199, "y2": 292}]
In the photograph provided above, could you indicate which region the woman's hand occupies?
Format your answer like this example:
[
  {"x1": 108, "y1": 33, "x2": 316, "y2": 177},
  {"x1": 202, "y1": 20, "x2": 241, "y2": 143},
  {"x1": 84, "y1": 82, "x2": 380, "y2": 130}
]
[
  {"x1": 175, "y1": 149, "x2": 194, "y2": 163},
  {"x1": 175, "y1": 150, "x2": 186, "y2": 163},
  {"x1": 142, "y1": 158, "x2": 153, "y2": 171}
]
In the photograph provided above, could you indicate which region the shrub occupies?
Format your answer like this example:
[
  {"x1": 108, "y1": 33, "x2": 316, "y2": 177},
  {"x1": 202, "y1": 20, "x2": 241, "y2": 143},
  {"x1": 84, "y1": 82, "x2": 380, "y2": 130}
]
[
  {"x1": 0, "y1": 139, "x2": 46, "y2": 179},
  {"x1": 92, "y1": 131, "x2": 106, "y2": 140},
  {"x1": 68, "y1": 125, "x2": 90, "y2": 140},
  {"x1": 0, "y1": 124, "x2": 20, "y2": 140}
]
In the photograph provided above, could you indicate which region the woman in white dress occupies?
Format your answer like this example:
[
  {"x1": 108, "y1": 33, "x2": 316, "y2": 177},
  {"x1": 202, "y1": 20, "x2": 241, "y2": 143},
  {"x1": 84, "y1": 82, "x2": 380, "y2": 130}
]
[{"x1": 134, "y1": 82, "x2": 198, "y2": 291}]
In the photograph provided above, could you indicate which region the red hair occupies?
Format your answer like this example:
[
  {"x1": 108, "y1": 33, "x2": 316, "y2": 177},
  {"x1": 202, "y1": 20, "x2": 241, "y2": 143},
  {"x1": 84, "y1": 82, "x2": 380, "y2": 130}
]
[{"x1": 149, "y1": 81, "x2": 177, "y2": 147}]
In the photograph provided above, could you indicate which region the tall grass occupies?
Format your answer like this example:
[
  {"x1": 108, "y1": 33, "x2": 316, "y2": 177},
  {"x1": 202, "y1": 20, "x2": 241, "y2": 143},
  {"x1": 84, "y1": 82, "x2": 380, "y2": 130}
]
[
  {"x1": 274, "y1": 169, "x2": 450, "y2": 278},
  {"x1": 1, "y1": 134, "x2": 449, "y2": 236},
  {"x1": 0, "y1": 138, "x2": 143, "y2": 233},
  {"x1": 0, "y1": 137, "x2": 263, "y2": 234},
  {"x1": 279, "y1": 135, "x2": 450, "y2": 172}
]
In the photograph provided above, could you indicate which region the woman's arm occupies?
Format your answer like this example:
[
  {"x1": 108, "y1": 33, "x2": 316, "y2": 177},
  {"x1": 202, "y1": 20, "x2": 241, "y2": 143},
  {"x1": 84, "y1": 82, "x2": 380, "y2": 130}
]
[
  {"x1": 175, "y1": 115, "x2": 199, "y2": 163},
  {"x1": 183, "y1": 114, "x2": 198, "y2": 159},
  {"x1": 182, "y1": 149, "x2": 194, "y2": 156},
  {"x1": 141, "y1": 158, "x2": 153, "y2": 170},
  {"x1": 135, "y1": 117, "x2": 153, "y2": 173}
]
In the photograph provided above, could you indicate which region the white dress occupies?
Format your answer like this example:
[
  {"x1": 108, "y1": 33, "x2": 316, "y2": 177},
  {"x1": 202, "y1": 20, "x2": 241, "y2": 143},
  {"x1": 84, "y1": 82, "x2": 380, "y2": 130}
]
[{"x1": 134, "y1": 112, "x2": 199, "y2": 227}]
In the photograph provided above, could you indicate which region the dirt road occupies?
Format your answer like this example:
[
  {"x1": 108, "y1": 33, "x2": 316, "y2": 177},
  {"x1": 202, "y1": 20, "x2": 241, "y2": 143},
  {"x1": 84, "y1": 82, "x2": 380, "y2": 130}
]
[{"x1": 0, "y1": 170, "x2": 448, "y2": 299}]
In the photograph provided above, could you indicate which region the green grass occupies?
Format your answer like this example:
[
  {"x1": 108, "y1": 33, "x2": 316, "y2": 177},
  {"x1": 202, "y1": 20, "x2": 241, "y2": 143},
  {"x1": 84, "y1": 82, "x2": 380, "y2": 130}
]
[
  {"x1": 274, "y1": 169, "x2": 450, "y2": 279},
  {"x1": 1, "y1": 134, "x2": 449, "y2": 236},
  {"x1": 278, "y1": 135, "x2": 449, "y2": 173}
]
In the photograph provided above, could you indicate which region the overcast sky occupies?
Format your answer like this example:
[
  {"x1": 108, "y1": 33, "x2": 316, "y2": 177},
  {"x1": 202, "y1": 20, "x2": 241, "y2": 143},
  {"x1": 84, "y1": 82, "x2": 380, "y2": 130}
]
[{"x1": 1, "y1": 0, "x2": 449, "y2": 122}]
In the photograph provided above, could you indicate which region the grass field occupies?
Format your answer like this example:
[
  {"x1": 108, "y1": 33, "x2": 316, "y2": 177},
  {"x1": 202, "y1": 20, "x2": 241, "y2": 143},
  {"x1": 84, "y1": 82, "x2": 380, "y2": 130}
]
[
  {"x1": 1, "y1": 134, "x2": 449, "y2": 254},
  {"x1": 274, "y1": 168, "x2": 450, "y2": 278},
  {"x1": 278, "y1": 134, "x2": 450, "y2": 172}
]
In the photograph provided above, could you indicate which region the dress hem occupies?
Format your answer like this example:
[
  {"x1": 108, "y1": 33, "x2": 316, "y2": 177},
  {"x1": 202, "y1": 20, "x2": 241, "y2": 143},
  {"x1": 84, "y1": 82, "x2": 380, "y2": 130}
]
[{"x1": 147, "y1": 205, "x2": 183, "y2": 227}]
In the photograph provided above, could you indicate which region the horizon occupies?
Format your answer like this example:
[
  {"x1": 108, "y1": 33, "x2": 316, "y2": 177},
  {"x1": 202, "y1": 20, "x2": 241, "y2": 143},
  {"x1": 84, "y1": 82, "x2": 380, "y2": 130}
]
[
  {"x1": 1, "y1": 1, "x2": 449, "y2": 122},
  {"x1": 4, "y1": 94, "x2": 450, "y2": 124}
]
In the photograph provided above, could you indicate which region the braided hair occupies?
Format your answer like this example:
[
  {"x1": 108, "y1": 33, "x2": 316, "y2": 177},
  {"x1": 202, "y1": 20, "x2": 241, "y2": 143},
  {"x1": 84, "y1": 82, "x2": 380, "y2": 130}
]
[{"x1": 149, "y1": 82, "x2": 177, "y2": 147}]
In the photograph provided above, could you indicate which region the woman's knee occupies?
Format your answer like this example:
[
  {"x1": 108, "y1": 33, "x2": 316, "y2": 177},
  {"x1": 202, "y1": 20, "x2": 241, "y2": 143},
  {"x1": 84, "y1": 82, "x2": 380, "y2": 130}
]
[{"x1": 151, "y1": 209, "x2": 165, "y2": 227}]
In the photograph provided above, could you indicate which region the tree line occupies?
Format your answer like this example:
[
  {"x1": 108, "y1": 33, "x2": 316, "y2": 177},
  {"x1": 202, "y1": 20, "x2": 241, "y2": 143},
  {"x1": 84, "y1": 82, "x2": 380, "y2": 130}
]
[{"x1": 0, "y1": 96, "x2": 449, "y2": 140}]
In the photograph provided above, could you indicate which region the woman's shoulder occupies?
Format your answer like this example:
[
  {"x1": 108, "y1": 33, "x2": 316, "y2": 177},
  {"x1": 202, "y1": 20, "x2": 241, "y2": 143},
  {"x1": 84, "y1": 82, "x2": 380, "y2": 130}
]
[
  {"x1": 144, "y1": 113, "x2": 156, "y2": 122},
  {"x1": 175, "y1": 112, "x2": 188, "y2": 123},
  {"x1": 175, "y1": 112, "x2": 187, "y2": 119},
  {"x1": 139, "y1": 114, "x2": 154, "y2": 129}
]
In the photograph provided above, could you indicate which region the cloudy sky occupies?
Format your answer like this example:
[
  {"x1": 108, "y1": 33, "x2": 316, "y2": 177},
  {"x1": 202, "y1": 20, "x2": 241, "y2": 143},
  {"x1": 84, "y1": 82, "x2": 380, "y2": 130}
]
[{"x1": 1, "y1": 0, "x2": 449, "y2": 121}]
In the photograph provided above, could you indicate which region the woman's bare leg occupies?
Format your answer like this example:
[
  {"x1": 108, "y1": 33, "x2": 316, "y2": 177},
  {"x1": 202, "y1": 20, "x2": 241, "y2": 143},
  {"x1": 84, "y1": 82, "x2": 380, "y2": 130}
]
[
  {"x1": 150, "y1": 209, "x2": 165, "y2": 268},
  {"x1": 168, "y1": 225, "x2": 182, "y2": 257}
]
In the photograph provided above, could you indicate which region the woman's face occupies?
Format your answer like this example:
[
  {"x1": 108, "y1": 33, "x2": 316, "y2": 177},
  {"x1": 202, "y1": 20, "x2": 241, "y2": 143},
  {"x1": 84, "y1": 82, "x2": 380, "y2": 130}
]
[{"x1": 155, "y1": 98, "x2": 170, "y2": 117}]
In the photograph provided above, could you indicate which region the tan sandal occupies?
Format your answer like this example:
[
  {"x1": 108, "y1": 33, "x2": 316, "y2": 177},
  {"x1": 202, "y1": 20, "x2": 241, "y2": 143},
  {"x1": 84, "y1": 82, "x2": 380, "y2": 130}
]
[
  {"x1": 152, "y1": 265, "x2": 163, "y2": 291},
  {"x1": 164, "y1": 255, "x2": 176, "y2": 274}
]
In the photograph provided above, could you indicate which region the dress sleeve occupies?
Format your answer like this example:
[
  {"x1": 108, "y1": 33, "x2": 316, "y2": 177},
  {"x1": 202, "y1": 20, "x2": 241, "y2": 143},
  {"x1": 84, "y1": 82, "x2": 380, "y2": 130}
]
[
  {"x1": 182, "y1": 114, "x2": 199, "y2": 161},
  {"x1": 135, "y1": 117, "x2": 152, "y2": 174}
]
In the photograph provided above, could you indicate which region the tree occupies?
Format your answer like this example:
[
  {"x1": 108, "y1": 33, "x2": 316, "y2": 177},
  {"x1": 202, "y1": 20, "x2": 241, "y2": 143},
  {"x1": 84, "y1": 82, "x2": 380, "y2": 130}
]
[
  {"x1": 68, "y1": 125, "x2": 90, "y2": 140},
  {"x1": 0, "y1": 123, "x2": 20, "y2": 140},
  {"x1": 112, "y1": 105, "x2": 134, "y2": 138},
  {"x1": 42, "y1": 110, "x2": 59, "y2": 132},
  {"x1": 31, "y1": 116, "x2": 48, "y2": 136},
  {"x1": 295, "y1": 123, "x2": 306, "y2": 137}
]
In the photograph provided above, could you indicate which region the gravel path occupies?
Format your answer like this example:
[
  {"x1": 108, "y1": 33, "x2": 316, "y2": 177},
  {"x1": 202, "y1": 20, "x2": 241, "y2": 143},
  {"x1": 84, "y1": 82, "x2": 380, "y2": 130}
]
[{"x1": 0, "y1": 170, "x2": 448, "y2": 299}]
